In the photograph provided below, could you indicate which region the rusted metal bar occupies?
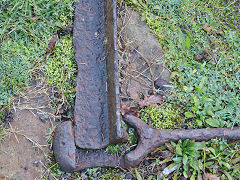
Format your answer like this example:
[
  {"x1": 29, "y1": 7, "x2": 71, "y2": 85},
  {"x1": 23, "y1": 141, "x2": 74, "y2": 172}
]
[
  {"x1": 53, "y1": 121, "x2": 125, "y2": 172},
  {"x1": 54, "y1": 114, "x2": 240, "y2": 172},
  {"x1": 122, "y1": 114, "x2": 240, "y2": 168},
  {"x1": 53, "y1": 0, "x2": 128, "y2": 172},
  {"x1": 73, "y1": 0, "x2": 127, "y2": 150}
]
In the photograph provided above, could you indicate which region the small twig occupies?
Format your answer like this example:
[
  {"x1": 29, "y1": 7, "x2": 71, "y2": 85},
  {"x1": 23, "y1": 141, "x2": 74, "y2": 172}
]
[
  {"x1": 134, "y1": 66, "x2": 150, "y2": 79},
  {"x1": 17, "y1": 106, "x2": 47, "y2": 110},
  {"x1": 118, "y1": 8, "x2": 134, "y2": 36},
  {"x1": 20, "y1": 133, "x2": 46, "y2": 151},
  {"x1": 40, "y1": 160, "x2": 58, "y2": 180},
  {"x1": 16, "y1": 106, "x2": 56, "y2": 118},
  {"x1": 29, "y1": 109, "x2": 37, "y2": 118},
  {"x1": 135, "y1": 49, "x2": 156, "y2": 88},
  {"x1": 125, "y1": 144, "x2": 137, "y2": 153},
  {"x1": 130, "y1": 69, "x2": 153, "y2": 83},
  {"x1": 125, "y1": 73, "x2": 151, "y2": 88},
  {"x1": 9, "y1": 122, "x2": 19, "y2": 143},
  {"x1": 8, "y1": 128, "x2": 47, "y2": 152},
  {"x1": 155, "y1": 62, "x2": 171, "y2": 81}
]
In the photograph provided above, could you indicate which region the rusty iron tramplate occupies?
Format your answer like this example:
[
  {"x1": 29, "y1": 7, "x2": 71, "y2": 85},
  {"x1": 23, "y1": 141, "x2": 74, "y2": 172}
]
[
  {"x1": 53, "y1": 121, "x2": 125, "y2": 172},
  {"x1": 53, "y1": 0, "x2": 240, "y2": 173},
  {"x1": 73, "y1": 0, "x2": 127, "y2": 149},
  {"x1": 53, "y1": 0, "x2": 128, "y2": 172},
  {"x1": 53, "y1": 114, "x2": 240, "y2": 172}
]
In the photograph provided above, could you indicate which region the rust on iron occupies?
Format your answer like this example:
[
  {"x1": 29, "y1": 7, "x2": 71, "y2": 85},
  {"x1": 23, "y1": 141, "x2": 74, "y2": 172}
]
[
  {"x1": 53, "y1": 121, "x2": 76, "y2": 172},
  {"x1": 53, "y1": 0, "x2": 240, "y2": 173},
  {"x1": 53, "y1": 0, "x2": 128, "y2": 172},
  {"x1": 122, "y1": 114, "x2": 240, "y2": 168},
  {"x1": 54, "y1": 112, "x2": 240, "y2": 172},
  {"x1": 73, "y1": 0, "x2": 127, "y2": 150},
  {"x1": 53, "y1": 121, "x2": 125, "y2": 172}
]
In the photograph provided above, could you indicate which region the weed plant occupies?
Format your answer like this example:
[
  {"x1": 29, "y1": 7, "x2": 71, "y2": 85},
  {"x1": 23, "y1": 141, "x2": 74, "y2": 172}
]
[
  {"x1": 125, "y1": 0, "x2": 240, "y2": 178},
  {"x1": 168, "y1": 138, "x2": 240, "y2": 179},
  {"x1": 126, "y1": 0, "x2": 240, "y2": 128},
  {"x1": 0, "y1": 0, "x2": 77, "y2": 177},
  {"x1": 0, "y1": 0, "x2": 74, "y2": 108}
]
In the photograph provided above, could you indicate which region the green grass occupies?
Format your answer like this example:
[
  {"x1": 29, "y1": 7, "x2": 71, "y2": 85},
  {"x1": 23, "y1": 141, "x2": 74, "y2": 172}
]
[
  {"x1": 0, "y1": 0, "x2": 75, "y2": 116},
  {"x1": 0, "y1": 0, "x2": 239, "y2": 179},
  {"x1": 126, "y1": 0, "x2": 240, "y2": 128},
  {"x1": 125, "y1": 0, "x2": 240, "y2": 178},
  {"x1": 0, "y1": 0, "x2": 77, "y2": 177}
]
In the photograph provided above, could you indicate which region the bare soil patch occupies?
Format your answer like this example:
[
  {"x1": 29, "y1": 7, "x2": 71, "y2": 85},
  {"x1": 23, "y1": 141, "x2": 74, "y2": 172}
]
[{"x1": 0, "y1": 81, "x2": 54, "y2": 180}]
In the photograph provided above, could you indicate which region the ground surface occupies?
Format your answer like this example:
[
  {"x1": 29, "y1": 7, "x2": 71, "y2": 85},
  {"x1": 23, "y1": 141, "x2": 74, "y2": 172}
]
[
  {"x1": 0, "y1": 81, "x2": 53, "y2": 179},
  {"x1": 0, "y1": 0, "x2": 239, "y2": 179},
  {"x1": 118, "y1": 7, "x2": 171, "y2": 106}
]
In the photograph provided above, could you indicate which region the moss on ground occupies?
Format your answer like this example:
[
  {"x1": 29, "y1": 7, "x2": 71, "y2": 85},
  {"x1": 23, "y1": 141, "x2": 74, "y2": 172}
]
[
  {"x1": 46, "y1": 34, "x2": 77, "y2": 98},
  {"x1": 125, "y1": 0, "x2": 240, "y2": 178},
  {"x1": 140, "y1": 104, "x2": 184, "y2": 129},
  {"x1": 126, "y1": 0, "x2": 240, "y2": 129}
]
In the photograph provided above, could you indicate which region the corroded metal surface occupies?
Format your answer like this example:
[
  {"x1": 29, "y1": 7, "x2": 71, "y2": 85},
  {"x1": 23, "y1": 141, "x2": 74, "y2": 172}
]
[
  {"x1": 105, "y1": 0, "x2": 126, "y2": 145},
  {"x1": 73, "y1": 0, "x2": 127, "y2": 150},
  {"x1": 53, "y1": 0, "x2": 240, "y2": 173},
  {"x1": 122, "y1": 114, "x2": 240, "y2": 168},
  {"x1": 73, "y1": 0, "x2": 109, "y2": 149},
  {"x1": 53, "y1": 121, "x2": 125, "y2": 172},
  {"x1": 74, "y1": 149, "x2": 125, "y2": 171},
  {"x1": 53, "y1": 121, "x2": 76, "y2": 172},
  {"x1": 54, "y1": 113, "x2": 240, "y2": 172},
  {"x1": 53, "y1": 0, "x2": 128, "y2": 172}
]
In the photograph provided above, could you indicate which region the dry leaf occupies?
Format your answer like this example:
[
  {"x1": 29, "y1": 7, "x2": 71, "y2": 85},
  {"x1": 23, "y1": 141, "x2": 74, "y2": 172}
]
[
  {"x1": 203, "y1": 173, "x2": 220, "y2": 180},
  {"x1": 127, "y1": 86, "x2": 141, "y2": 100},
  {"x1": 194, "y1": 53, "x2": 210, "y2": 61},
  {"x1": 45, "y1": 33, "x2": 58, "y2": 55},
  {"x1": 138, "y1": 94, "x2": 163, "y2": 108},
  {"x1": 203, "y1": 24, "x2": 213, "y2": 32},
  {"x1": 57, "y1": 25, "x2": 73, "y2": 37},
  {"x1": 120, "y1": 105, "x2": 138, "y2": 116},
  {"x1": 195, "y1": 53, "x2": 204, "y2": 61}
]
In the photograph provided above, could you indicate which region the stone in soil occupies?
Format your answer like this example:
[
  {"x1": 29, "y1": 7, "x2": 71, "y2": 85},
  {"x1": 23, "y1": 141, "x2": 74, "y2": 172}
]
[
  {"x1": 143, "y1": 159, "x2": 151, "y2": 166},
  {"x1": 125, "y1": 173, "x2": 133, "y2": 179},
  {"x1": 154, "y1": 78, "x2": 171, "y2": 92},
  {"x1": 39, "y1": 114, "x2": 49, "y2": 123},
  {"x1": 117, "y1": 8, "x2": 171, "y2": 107}
]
